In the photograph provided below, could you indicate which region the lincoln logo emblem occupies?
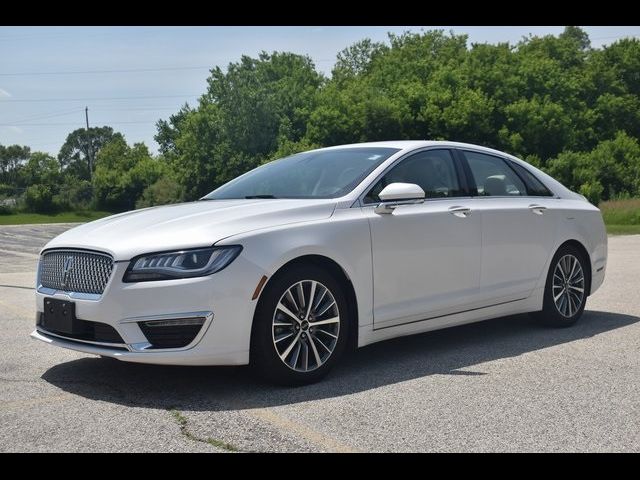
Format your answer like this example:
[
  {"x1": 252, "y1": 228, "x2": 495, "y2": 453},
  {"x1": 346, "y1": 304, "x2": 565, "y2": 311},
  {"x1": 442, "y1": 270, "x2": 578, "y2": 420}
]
[{"x1": 61, "y1": 256, "x2": 74, "y2": 289}]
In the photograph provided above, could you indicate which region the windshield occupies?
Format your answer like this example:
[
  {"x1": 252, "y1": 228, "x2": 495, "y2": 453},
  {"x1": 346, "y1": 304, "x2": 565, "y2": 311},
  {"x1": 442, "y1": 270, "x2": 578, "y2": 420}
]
[{"x1": 203, "y1": 147, "x2": 399, "y2": 200}]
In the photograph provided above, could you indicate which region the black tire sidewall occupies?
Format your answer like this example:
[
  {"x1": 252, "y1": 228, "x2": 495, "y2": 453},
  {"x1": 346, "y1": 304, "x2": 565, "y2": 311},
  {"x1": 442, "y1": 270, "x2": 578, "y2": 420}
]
[{"x1": 250, "y1": 264, "x2": 349, "y2": 386}]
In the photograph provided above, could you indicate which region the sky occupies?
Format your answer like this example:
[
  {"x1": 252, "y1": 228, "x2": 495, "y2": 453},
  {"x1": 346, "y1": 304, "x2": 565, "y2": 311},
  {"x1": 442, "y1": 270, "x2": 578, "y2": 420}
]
[{"x1": 1, "y1": 26, "x2": 639, "y2": 157}]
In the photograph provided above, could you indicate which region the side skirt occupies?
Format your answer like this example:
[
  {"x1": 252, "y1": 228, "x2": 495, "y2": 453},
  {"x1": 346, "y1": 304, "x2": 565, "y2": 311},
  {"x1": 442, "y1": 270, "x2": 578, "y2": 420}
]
[{"x1": 357, "y1": 287, "x2": 544, "y2": 348}]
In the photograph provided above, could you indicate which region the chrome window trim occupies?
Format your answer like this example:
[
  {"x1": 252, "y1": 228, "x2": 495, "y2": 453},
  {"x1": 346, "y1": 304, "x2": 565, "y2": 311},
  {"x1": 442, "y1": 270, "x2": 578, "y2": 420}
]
[
  {"x1": 504, "y1": 158, "x2": 556, "y2": 198},
  {"x1": 456, "y1": 147, "x2": 560, "y2": 199}
]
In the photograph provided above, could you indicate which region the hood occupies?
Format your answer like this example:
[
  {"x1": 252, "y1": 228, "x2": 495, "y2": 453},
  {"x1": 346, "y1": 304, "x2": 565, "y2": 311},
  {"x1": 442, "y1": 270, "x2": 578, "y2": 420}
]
[{"x1": 43, "y1": 199, "x2": 337, "y2": 260}]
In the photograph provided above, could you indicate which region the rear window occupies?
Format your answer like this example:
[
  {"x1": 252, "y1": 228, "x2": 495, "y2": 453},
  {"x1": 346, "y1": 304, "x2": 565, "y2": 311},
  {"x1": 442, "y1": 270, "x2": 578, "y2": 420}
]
[{"x1": 508, "y1": 161, "x2": 553, "y2": 197}]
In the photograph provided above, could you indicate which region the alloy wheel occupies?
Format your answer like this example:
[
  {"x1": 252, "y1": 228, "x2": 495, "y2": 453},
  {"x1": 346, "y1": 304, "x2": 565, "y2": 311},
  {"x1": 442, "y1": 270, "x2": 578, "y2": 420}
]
[
  {"x1": 272, "y1": 280, "x2": 340, "y2": 372},
  {"x1": 552, "y1": 254, "x2": 585, "y2": 318}
]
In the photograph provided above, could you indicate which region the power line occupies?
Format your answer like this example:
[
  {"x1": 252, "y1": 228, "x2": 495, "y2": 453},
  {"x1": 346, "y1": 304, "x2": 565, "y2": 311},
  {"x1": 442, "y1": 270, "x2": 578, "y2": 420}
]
[
  {"x1": 1, "y1": 107, "x2": 183, "y2": 129},
  {"x1": 0, "y1": 94, "x2": 200, "y2": 103},
  {"x1": 0, "y1": 66, "x2": 213, "y2": 77},
  {"x1": 0, "y1": 59, "x2": 337, "y2": 77},
  {"x1": 7, "y1": 107, "x2": 85, "y2": 125},
  {"x1": 0, "y1": 26, "x2": 195, "y2": 42},
  {"x1": 0, "y1": 121, "x2": 157, "y2": 126},
  {"x1": 92, "y1": 106, "x2": 183, "y2": 111},
  {"x1": 591, "y1": 34, "x2": 639, "y2": 40},
  {"x1": 2, "y1": 106, "x2": 179, "y2": 125}
]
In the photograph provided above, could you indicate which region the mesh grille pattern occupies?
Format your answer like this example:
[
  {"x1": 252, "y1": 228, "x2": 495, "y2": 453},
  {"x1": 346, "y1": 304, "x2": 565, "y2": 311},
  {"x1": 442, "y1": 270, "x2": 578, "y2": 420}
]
[{"x1": 40, "y1": 250, "x2": 114, "y2": 295}]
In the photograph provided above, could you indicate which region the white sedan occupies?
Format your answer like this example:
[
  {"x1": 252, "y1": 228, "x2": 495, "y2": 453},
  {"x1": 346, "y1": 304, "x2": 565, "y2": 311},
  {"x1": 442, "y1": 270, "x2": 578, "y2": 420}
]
[{"x1": 32, "y1": 141, "x2": 607, "y2": 385}]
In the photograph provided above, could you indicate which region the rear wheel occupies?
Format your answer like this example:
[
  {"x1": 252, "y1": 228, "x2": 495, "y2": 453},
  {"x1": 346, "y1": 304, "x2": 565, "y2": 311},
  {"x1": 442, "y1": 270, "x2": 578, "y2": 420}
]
[
  {"x1": 536, "y1": 244, "x2": 589, "y2": 327},
  {"x1": 250, "y1": 264, "x2": 349, "y2": 386}
]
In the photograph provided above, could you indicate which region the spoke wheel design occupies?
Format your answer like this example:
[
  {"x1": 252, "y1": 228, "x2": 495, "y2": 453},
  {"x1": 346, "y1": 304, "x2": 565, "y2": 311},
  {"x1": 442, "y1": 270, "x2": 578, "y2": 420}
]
[
  {"x1": 552, "y1": 254, "x2": 585, "y2": 318},
  {"x1": 272, "y1": 280, "x2": 340, "y2": 372}
]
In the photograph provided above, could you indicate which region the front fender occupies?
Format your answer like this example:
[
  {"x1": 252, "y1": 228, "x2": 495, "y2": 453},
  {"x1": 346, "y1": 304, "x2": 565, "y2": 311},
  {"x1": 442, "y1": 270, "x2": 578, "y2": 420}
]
[{"x1": 216, "y1": 207, "x2": 374, "y2": 328}]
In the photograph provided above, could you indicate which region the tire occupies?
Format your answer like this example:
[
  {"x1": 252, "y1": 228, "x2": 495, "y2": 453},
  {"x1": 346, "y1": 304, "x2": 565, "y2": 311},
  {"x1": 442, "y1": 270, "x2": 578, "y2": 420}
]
[
  {"x1": 250, "y1": 264, "x2": 349, "y2": 386},
  {"x1": 535, "y1": 244, "x2": 590, "y2": 328}
]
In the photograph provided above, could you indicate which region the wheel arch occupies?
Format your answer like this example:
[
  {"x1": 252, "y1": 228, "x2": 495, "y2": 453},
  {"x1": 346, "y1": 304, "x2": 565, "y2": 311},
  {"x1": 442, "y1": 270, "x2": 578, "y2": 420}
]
[
  {"x1": 555, "y1": 239, "x2": 593, "y2": 296},
  {"x1": 253, "y1": 254, "x2": 359, "y2": 351}
]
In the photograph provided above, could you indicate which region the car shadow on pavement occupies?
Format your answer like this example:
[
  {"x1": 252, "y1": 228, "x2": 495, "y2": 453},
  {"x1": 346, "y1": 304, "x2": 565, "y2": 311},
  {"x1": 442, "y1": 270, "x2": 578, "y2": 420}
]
[{"x1": 41, "y1": 310, "x2": 638, "y2": 411}]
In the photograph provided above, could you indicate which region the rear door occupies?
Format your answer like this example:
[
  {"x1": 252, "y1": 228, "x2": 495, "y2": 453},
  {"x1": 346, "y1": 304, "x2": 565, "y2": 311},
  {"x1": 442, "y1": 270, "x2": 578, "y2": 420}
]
[{"x1": 458, "y1": 149, "x2": 558, "y2": 303}]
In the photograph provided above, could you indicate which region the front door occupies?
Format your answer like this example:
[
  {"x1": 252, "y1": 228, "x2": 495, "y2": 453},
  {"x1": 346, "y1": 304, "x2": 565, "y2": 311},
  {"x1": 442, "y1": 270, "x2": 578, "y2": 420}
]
[{"x1": 362, "y1": 149, "x2": 482, "y2": 329}]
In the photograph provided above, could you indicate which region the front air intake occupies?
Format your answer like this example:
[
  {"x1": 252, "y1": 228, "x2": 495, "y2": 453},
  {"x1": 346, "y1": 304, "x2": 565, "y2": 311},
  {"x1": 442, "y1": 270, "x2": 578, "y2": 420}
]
[{"x1": 139, "y1": 317, "x2": 206, "y2": 349}]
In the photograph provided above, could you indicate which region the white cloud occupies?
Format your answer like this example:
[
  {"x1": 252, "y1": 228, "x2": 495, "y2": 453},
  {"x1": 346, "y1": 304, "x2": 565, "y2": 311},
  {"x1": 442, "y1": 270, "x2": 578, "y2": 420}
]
[
  {"x1": 8, "y1": 126, "x2": 23, "y2": 134},
  {"x1": 0, "y1": 87, "x2": 11, "y2": 98}
]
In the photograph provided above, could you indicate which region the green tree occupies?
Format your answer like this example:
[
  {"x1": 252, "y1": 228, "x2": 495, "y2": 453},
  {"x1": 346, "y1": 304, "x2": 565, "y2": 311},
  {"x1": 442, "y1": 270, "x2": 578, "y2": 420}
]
[
  {"x1": 20, "y1": 152, "x2": 60, "y2": 187},
  {"x1": 153, "y1": 27, "x2": 640, "y2": 202},
  {"x1": 547, "y1": 132, "x2": 640, "y2": 202},
  {"x1": 159, "y1": 51, "x2": 323, "y2": 199},
  {"x1": 332, "y1": 38, "x2": 388, "y2": 83},
  {"x1": 58, "y1": 126, "x2": 122, "y2": 180},
  {"x1": 0, "y1": 144, "x2": 30, "y2": 186},
  {"x1": 155, "y1": 104, "x2": 193, "y2": 156},
  {"x1": 92, "y1": 137, "x2": 166, "y2": 211}
]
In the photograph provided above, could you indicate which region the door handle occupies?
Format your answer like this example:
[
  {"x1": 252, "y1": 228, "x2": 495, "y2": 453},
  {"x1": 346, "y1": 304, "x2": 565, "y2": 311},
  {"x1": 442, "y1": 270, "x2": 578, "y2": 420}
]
[
  {"x1": 529, "y1": 204, "x2": 547, "y2": 215},
  {"x1": 448, "y1": 206, "x2": 471, "y2": 218}
]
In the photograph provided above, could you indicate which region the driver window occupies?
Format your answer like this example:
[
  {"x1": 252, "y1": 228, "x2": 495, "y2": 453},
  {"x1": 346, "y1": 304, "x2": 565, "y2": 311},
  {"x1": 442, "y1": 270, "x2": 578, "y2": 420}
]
[{"x1": 363, "y1": 149, "x2": 462, "y2": 204}]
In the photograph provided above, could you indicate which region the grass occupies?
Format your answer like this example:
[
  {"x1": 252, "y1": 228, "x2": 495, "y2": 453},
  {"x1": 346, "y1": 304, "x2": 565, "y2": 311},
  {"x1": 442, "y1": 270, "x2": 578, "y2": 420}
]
[
  {"x1": 600, "y1": 198, "x2": 640, "y2": 235},
  {"x1": 605, "y1": 224, "x2": 640, "y2": 235},
  {"x1": 0, "y1": 210, "x2": 112, "y2": 225},
  {"x1": 169, "y1": 408, "x2": 239, "y2": 452}
]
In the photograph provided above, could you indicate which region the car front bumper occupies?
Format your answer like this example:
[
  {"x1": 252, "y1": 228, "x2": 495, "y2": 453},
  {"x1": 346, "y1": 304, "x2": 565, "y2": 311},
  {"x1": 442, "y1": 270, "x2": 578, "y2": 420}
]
[{"x1": 31, "y1": 255, "x2": 266, "y2": 366}]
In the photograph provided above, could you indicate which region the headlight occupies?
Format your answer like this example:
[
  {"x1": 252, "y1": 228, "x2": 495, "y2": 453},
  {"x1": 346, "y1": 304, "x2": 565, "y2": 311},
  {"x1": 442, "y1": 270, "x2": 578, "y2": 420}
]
[{"x1": 123, "y1": 246, "x2": 242, "y2": 282}]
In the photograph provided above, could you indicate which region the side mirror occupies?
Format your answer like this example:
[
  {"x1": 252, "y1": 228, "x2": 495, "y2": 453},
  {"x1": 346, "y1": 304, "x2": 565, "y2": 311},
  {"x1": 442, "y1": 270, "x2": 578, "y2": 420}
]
[{"x1": 375, "y1": 182, "x2": 425, "y2": 214}]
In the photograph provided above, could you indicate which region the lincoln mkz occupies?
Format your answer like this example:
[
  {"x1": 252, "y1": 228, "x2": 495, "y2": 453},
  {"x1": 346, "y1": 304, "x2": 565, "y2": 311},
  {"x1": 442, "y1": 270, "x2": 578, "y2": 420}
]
[{"x1": 32, "y1": 141, "x2": 607, "y2": 384}]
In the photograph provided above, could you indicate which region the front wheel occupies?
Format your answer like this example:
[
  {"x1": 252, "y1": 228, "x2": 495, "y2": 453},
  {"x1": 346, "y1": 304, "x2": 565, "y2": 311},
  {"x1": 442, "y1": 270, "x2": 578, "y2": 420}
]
[
  {"x1": 536, "y1": 244, "x2": 589, "y2": 327},
  {"x1": 250, "y1": 264, "x2": 349, "y2": 386}
]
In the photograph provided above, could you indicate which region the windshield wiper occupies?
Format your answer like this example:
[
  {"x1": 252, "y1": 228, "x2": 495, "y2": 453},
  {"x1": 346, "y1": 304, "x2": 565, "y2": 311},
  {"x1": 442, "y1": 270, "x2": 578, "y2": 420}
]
[{"x1": 244, "y1": 195, "x2": 278, "y2": 199}]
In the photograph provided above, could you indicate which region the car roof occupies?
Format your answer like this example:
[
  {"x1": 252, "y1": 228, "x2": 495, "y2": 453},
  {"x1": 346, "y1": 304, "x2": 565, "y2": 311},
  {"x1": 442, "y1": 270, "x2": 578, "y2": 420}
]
[{"x1": 317, "y1": 140, "x2": 517, "y2": 159}]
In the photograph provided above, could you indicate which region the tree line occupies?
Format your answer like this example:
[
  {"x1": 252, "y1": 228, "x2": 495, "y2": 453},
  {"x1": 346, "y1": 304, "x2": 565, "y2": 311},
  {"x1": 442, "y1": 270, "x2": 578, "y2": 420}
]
[{"x1": 1, "y1": 26, "x2": 639, "y2": 214}]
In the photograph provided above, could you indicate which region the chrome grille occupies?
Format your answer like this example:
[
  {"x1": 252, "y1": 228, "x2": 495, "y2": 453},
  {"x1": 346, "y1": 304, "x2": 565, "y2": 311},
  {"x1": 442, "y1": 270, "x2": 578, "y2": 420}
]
[{"x1": 39, "y1": 250, "x2": 114, "y2": 295}]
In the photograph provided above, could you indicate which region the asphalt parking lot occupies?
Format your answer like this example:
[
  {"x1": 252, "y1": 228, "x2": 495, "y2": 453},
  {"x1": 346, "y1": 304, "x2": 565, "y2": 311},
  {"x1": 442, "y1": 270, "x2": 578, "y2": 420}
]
[{"x1": 1, "y1": 223, "x2": 639, "y2": 452}]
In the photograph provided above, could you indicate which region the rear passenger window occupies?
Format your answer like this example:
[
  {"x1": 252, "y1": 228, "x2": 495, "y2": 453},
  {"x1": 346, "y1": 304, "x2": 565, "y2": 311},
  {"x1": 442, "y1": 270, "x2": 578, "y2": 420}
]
[
  {"x1": 463, "y1": 151, "x2": 527, "y2": 197},
  {"x1": 508, "y1": 161, "x2": 553, "y2": 197}
]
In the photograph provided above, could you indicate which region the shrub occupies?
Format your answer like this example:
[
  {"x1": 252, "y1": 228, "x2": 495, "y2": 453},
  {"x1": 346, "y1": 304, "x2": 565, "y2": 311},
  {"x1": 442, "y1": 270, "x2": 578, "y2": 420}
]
[
  {"x1": 579, "y1": 180, "x2": 604, "y2": 205},
  {"x1": 54, "y1": 179, "x2": 93, "y2": 211},
  {"x1": 136, "y1": 176, "x2": 184, "y2": 209},
  {"x1": 23, "y1": 184, "x2": 55, "y2": 213},
  {"x1": 0, "y1": 203, "x2": 14, "y2": 215}
]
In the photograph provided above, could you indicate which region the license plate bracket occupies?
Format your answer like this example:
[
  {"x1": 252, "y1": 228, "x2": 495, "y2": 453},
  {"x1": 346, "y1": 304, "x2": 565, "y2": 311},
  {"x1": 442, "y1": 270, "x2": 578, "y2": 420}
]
[{"x1": 42, "y1": 297, "x2": 79, "y2": 335}]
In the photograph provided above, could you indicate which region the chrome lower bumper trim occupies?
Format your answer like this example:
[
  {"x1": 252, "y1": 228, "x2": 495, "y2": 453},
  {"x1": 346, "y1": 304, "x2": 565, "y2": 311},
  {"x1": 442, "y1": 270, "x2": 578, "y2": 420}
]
[
  {"x1": 36, "y1": 327, "x2": 129, "y2": 350},
  {"x1": 34, "y1": 311, "x2": 214, "y2": 353},
  {"x1": 37, "y1": 286, "x2": 102, "y2": 301}
]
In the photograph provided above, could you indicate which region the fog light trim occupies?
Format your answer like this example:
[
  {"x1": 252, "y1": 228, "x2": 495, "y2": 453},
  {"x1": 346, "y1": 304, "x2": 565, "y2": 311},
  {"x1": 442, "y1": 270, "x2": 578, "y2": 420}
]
[{"x1": 143, "y1": 317, "x2": 206, "y2": 328}]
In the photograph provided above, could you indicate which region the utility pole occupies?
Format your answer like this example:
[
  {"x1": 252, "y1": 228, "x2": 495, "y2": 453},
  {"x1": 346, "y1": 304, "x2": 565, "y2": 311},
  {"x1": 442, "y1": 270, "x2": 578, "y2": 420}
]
[{"x1": 85, "y1": 106, "x2": 92, "y2": 179}]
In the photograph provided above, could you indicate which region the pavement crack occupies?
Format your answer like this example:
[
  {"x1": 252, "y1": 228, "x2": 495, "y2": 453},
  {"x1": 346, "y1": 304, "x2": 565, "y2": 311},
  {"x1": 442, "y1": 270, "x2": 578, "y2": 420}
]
[
  {"x1": 169, "y1": 408, "x2": 240, "y2": 452},
  {"x1": 0, "y1": 377, "x2": 41, "y2": 383},
  {"x1": 0, "y1": 284, "x2": 35, "y2": 290}
]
